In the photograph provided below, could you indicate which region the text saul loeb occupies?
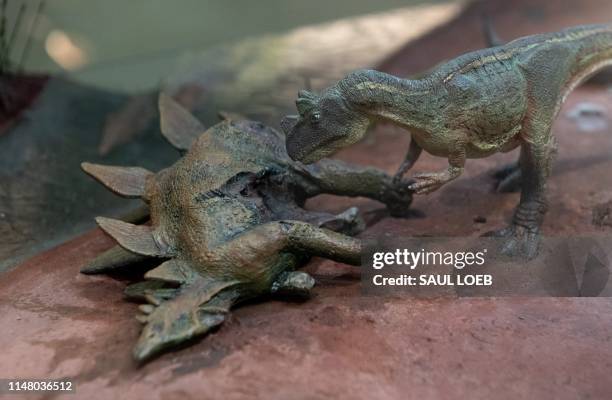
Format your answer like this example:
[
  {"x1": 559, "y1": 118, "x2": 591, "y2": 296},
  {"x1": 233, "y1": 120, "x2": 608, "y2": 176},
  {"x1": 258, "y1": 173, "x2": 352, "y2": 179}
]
[{"x1": 370, "y1": 248, "x2": 493, "y2": 287}]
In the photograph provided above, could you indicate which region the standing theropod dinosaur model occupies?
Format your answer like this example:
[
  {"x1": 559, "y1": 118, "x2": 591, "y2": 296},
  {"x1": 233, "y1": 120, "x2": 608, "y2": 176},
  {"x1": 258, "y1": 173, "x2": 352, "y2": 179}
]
[
  {"x1": 282, "y1": 24, "x2": 612, "y2": 258},
  {"x1": 81, "y1": 95, "x2": 411, "y2": 361}
]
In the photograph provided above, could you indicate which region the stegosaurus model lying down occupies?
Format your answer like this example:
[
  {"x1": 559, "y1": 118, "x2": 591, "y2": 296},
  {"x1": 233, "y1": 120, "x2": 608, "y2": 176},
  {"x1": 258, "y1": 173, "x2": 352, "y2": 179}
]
[{"x1": 81, "y1": 95, "x2": 411, "y2": 362}]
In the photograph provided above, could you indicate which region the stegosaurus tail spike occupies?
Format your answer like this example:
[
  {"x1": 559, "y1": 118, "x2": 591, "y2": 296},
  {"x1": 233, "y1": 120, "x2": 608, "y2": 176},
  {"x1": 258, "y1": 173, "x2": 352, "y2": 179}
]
[
  {"x1": 95, "y1": 217, "x2": 167, "y2": 257},
  {"x1": 81, "y1": 244, "x2": 149, "y2": 274},
  {"x1": 81, "y1": 162, "x2": 152, "y2": 198},
  {"x1": 158, "y1": 93, "x2": 204, "y2": 151},
  {"x1": 144, "y1": 259, "x2": 197, "y2": 284}
]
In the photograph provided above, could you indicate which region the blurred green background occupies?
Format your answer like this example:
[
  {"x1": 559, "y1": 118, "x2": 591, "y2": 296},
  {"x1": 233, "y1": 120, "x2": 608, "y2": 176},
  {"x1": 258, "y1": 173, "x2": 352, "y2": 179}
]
[{"x1": 4, "y1": 0, "x2": 454, "y2": 91}]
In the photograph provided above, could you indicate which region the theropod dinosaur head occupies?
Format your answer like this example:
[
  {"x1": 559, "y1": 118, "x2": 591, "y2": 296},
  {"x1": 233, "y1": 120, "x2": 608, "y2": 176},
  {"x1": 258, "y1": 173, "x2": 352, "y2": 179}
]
[{"x1": 282, "y1": 87, "x2": 370, "y2": 164}]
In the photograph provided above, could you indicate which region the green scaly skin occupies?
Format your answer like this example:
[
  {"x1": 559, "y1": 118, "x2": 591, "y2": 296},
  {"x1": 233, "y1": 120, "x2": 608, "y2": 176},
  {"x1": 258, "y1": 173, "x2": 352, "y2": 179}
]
[
  {"x1": 282, "y1": 23, "x2": 612, "y2": 259},
  {"x1": 81, "y1": 95, "x2": 413, "y2": 362}
]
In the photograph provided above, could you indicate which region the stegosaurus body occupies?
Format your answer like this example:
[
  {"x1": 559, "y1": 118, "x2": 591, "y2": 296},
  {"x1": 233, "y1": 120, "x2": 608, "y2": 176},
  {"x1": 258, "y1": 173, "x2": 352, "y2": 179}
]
[{"x1": 82, "y1": 95, "x2": 411, "y2": 361}]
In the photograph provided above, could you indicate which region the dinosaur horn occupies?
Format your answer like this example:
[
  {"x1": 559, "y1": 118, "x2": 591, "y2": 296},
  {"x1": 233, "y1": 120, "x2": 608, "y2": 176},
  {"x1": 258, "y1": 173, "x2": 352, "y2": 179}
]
[
  {"x1": 144, "y1": 259, "x2": 196, "y2": 284},
  {"x1": 81, "y1": 162, "x2": 152, "y2": 198},
  {"x1": 158, "y1": 93, "x2": 205, "y2": 151},
  {"x1": 296, "y1": 90, "x2": 316, "y2": 115},
  {"x1": 298, "y1": 89, "x2": 316, "y2": 100},
  {"x1": 96, "y1": 217, "x2": 167, "y2": 256}
]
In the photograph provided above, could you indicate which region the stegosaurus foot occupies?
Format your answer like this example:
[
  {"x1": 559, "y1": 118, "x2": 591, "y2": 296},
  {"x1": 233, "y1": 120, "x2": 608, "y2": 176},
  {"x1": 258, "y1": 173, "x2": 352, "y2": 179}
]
[
  {"x1": 319, "y1": 207, "x2": 365, "y2": 236},
  {"x1": 271, "y1": 271, "x2": 315, "y2": 298}
]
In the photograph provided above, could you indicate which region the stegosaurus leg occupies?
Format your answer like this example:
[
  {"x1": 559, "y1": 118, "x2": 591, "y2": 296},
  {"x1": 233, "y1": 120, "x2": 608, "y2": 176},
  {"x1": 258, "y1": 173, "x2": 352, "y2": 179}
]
[
  {"x1": 206, "y1": 220, "x2": 362, "y2": 266},
  {"x1": 271, "y1": 271, "x2": 315, "y2": 297}
]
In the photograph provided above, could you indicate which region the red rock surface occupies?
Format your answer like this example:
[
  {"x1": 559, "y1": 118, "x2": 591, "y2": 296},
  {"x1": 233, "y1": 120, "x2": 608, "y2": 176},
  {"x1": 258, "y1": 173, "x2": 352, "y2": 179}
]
[{"x1": 2, "y1": 1, "x2": 612, "y2": 399}]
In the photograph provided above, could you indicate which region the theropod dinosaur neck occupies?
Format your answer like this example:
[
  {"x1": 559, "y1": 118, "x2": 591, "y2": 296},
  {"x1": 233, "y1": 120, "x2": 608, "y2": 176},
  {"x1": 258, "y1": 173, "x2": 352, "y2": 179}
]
[{"x1": 336, "y1": 69, "x2": 437, "y2": 132}]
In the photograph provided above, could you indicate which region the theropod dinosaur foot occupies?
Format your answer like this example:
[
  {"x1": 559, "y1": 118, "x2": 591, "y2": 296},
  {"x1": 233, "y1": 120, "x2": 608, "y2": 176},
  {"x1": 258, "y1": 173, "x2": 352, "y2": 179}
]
[{"x1": 484, "y1": 224, "x2": 540, "y2": 260}]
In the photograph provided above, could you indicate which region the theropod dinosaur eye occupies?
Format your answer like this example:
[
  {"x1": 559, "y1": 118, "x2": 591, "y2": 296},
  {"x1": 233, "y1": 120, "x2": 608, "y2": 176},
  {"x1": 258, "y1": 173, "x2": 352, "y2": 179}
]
[{"x1": 310, "y1": 112, "x2": 321, "y2": 123}]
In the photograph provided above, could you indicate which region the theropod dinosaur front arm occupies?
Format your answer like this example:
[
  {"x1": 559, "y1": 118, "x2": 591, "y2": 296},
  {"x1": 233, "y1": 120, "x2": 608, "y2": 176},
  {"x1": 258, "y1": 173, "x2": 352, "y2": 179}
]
[{"x1": 407, "y1": 132, "x2": 468, "y2": 195}]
